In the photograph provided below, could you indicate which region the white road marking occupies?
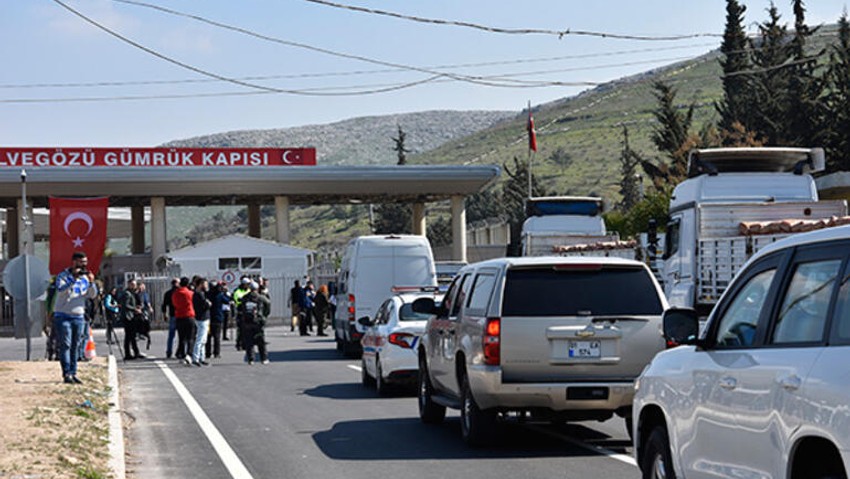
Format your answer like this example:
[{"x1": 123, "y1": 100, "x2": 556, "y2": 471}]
[
  {"x1": 155, "y1": 360, "x2": 255, "y2": 479},
  {"x1": 525, "y1": 424, "x2": 637, "y2": 467},
  {"x1": 347, "y1": 364, "x2": 362, "y2": 372}
]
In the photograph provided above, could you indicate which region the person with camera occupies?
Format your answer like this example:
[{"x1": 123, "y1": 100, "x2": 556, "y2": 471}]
[
  {"x1": 52, "y1": 252, "x2": 99, "y2": 384},
  {"x1": 120, "y1": 279, "x2": 143, "y2": 360}
]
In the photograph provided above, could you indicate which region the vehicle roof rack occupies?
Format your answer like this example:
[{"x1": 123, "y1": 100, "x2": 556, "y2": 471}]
[{"x1": 687, "y1": 147, "x2": 825, "y2": 178}]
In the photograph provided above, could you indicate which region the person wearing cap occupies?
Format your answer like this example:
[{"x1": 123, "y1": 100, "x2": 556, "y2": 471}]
[
  {"x1": 232, "y1": 277, "x2": 252, "y2": 351},
  {"x1": 239, "y1": 281, "x2": 271, "y2": 365}
]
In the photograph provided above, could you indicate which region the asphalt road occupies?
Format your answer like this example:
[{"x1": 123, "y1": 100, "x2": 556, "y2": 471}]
[{"x1": 112, "y1": 325, "x2": 640, "y2": 479}]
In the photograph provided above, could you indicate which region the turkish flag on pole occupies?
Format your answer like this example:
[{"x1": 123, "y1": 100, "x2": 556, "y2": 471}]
[
  {"x1": 527, "y1": 104, "x2": 538, "y2": 152},
  {"x1": 49, "y1": 197, "x2": 109, "y2": 275}
]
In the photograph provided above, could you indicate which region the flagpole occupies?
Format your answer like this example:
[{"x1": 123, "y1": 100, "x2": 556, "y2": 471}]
[{"x1": 527, "y1": 101, "x2": 533, "y2": 200}]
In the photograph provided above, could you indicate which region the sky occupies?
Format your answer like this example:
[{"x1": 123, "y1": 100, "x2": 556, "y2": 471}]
[{"x1": 1, "y1": 0, "x2": 848, "y2": 147}]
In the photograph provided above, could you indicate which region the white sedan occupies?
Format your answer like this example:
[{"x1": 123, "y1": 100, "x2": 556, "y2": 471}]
[{"x1": 360, "y1": 288, "x2": 441, "y2": 395}]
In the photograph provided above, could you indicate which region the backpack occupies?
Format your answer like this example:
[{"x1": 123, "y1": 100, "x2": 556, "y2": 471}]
[{"x1": 242, "y1": 298, "x2": 259, "y2": 324}]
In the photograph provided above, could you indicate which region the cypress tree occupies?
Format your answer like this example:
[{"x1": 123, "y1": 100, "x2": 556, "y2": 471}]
[
  {"x1": 749, "y1": 3, "x2": 791, "y2": 145},
  {"x1": 825, "y1": 13, "x2": 850, "y2": 172},
  {"x1": 717, "y1": 0, "x2": 754, "y2": 135},
  {"x1": 618, "y1": 126, "x2": 642, "y2": 212},
  {"x1": 786, "y1": 0, "x2": 825, "y2": 146},
  {"x1": 642, "y1": 81, "x2": 695, "y2": 188}
]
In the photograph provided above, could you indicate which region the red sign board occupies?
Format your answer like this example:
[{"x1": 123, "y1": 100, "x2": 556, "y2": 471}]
[{"x1": 0, "y1": 147, "x2": 316, "y2": 167}]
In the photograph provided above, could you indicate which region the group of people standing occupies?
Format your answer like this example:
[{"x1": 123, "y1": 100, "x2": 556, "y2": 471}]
[
  {"x1": 289, "y1": 280, "x2": 334, "y2": 337},
  {"x1": 160, "y1": 275, "x2": 271, "y2": 366}
]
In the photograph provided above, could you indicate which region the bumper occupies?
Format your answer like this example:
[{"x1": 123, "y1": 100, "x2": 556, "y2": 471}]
[
  {"x1": 466, "y1": 365, "x2": 635, "y2": 412},
  {"x1": 381, "y1": 347, "x2": 419, "y2": 383}
]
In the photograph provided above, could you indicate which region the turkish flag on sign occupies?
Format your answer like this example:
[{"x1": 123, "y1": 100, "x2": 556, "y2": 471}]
[{"x1": 49, "y1": 197, "x2": 109, "y2": 275}]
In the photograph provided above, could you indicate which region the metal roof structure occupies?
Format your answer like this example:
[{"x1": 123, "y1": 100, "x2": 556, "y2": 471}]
[{"x1": 0, "y1": 165, "x2": 501, "y2": 207}]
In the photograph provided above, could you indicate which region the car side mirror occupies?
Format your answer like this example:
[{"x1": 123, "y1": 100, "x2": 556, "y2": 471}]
[
  {"x1": 357, "y1": 316, "x2": 373, "y2": 327},
  {"x1": 663, "y1": 308, "x2": 700, "y2": 347},
  {"x1": 412, "y1": 297, "x2": 437, "y2": 315}
]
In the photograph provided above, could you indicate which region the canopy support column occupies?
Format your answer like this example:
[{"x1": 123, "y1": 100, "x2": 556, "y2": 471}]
[{"x1": 450, "y1": 195, "x2": 467, "y2": 263}]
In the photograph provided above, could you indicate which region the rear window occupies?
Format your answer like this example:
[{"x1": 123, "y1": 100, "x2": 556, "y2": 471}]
[
  {"x1": 399, "y1": 303, "x2": 434, "y2": 322},
  {"x1": 502, "y1": 267, "x2": 663, "y2": 316}
]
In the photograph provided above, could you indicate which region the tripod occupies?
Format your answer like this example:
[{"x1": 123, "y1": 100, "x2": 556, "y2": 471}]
[{"x1": 105, "y1": 320, "x2": 124, "y2": 360}]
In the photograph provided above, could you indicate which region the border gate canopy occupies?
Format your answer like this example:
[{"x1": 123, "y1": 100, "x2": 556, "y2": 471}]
[{"x1": 0, "y1": 147, "x2": 500, "y2": 207}]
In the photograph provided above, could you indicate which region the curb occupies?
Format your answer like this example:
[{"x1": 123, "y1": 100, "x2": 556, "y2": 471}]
[{"x1": 107, "y1": 354, "x2": 126, "y2": 479}]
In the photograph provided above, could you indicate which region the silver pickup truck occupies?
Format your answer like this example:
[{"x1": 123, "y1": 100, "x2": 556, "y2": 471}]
[{"x1": 413, "y1": 256, "x2": 669, "y2": 446}]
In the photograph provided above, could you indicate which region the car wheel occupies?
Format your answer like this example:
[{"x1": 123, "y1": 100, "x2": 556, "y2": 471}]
[
  {"x1": 335, "y1": 335, "x2": 343, "y2": 352},
  {"x1": 460, "y1": 371, "x2": 497, "y2": 447},
  {"x1": 640, "y1": 426, "x2": 676, "y2": 479},
  {"x1": 418, "y1": 356, "x2": 445, "y2": 424},
  {"x1": 361, "y1": 357, "x2": 375, "y2": 387},
  {"x1": 376, "y1": 360, "x2": 389, "y2": 396}
]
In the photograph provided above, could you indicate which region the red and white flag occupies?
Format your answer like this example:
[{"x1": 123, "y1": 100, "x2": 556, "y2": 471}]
[
  {"x1": 49, "y1": 197, "x2": 109, "y2": 275},
  {"x1": 527, "y1": 105, "x2": 538, "y2": 152}
]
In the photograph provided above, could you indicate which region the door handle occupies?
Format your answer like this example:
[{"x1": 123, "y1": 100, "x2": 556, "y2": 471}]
[
  {"x1": 779, "y1": 375, "x2": 802, "y2": 391},
  {"x1": 719, "y1": 377, "x2": 737, "y2": 390}
]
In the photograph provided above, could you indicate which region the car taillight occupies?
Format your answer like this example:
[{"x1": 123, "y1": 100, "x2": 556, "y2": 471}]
[
  {"x1": 388, "y1": 332, "x2": 416, "y2": 349},
  {"x1": 483, "y1": 317, "x2": 500, "y2": 366},
  {"x1": 348, "y1": 294, "x2": 355, "y2": 322}
]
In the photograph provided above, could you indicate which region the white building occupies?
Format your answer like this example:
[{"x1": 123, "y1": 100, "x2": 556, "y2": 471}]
[{"x1": 169, "y1": 234, "x2": 313, "y2": 319}]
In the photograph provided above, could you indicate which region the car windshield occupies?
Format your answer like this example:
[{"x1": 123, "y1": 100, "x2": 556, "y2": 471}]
[
  {"x1": 502, "y1": 266, "x2": 663, "y2": 317},
  {"x1": 399, "y1": 302, "x2": 435, "y2": 321}
]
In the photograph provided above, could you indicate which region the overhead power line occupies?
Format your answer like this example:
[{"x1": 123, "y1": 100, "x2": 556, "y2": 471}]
[
  {"x1": 301, "y1": 0, "x2": 723, "y2": 41},
  {"x1": 1, "y1": 42, "x2": 719, "y2": 90}
]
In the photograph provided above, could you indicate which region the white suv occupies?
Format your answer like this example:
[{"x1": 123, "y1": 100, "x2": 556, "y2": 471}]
[{"x1": 634, "y1": 225, "x2": 850, "y2": 479}]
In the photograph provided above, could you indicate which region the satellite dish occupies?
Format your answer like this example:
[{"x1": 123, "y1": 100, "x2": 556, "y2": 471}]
[{"x1": 3, "y1": 254, "x2": 51, "y2": 300}]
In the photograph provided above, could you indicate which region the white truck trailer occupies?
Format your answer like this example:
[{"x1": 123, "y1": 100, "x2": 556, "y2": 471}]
[
  {"x1": 520, "y1": 196, "x2": 620, "y2": 256},
  {"x1": 663, "y1": 147, "x2": 848, "y2": 314}
]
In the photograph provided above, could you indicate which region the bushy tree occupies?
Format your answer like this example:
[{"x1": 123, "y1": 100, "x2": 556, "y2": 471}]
[
  {"x1": 548, "y1": 146, "x2": 573, "y2": 175},
  {"x1": 426, "y1": 216, "x2": 452, "y2": 247},
  {"x1": 604, "y1": 189, "x2": 672, "y2": 239}
]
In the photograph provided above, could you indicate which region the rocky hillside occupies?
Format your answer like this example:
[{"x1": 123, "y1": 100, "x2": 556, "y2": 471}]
[{"x1": 164, "y1": 110, "x2": 513, "y2": 166}]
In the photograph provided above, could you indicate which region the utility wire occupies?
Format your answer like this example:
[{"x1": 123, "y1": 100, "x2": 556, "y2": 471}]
[
  {"x1": 0, "y1": 42, "x2": 718, "y2": 90},
  {"x1": 109, "y1": 0, "x2": 556, "y2": 89},
  {"x1": 52, "y1": 0, "x2": 448, "y2": 96},
  {"x1": 301, "y1": 0, "x2": 723, "y2": 41}
]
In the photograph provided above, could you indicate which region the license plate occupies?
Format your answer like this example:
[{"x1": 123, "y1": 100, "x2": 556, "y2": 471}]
[{"x1": 569, "y1": 340, "x2": 601, "y2": 358}]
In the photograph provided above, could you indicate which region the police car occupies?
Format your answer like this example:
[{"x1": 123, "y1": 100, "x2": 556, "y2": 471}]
[{"x1": 359, "y1": 287, "x2": 442, "y2": 395}]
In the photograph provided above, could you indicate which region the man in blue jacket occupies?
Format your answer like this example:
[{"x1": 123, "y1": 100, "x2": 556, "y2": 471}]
[{"x1": 53, "y1": 252, "x2": 99, "y2": 384}]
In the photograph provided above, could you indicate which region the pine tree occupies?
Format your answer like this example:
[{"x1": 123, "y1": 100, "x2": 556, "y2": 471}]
[
  {"x1": 618, "y1": 126, "x2": 642, "y2": 211},
  {"x1": 717, "y1": 0, "x2": 754, "y2": 135},
  {"x1": 749, "y1": 3, "x2": 791, "y2": 145},
  {"x1": 375, "y1": 125, "x2": 412, "y2": 232},
  {"x1": 786, "y1": 0, "x2": 825, "y2": 147},
  {"x1": 642, "y1": 81, "x2": 696, "y2": 188},
  {"x1": 825, "y1": 13, "x2": 850, "y2": 172}
]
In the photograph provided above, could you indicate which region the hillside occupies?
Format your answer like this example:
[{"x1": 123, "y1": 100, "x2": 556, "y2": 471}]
[{"x1": 164, "y1": 110, "x2": 513, "y2": 165}]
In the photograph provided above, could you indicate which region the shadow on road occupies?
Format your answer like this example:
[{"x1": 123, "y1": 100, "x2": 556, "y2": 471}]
[
  {"x1": 266, "y1": 348, "x2": 347, "y2": 362},
  {"x1": 313, "y1": 417, "x2": 613, "y2": 460},
  {"x1": 301, "y1": 382, "x2": 396, "y2": 400}
]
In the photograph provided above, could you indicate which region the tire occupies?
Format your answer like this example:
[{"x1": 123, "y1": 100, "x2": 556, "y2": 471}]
[
  {"x1": 361, "y1": 357, "x2": 375, "y2": 387},
  {"x1": 335, "y1": 335, "x2": 343, "y2": 352},
  {"x1": 460, "y1": 371, "x2": 497, "y2": 447},
  {"x1": 375, "y1": 360, "x2": 389, "y2": 396},
  {"x1": 640, "y1": 426, "x2": 676, "y2": 479},
  {"x1": 418, "y1": 356, "x2": 446, "y2": 424}
]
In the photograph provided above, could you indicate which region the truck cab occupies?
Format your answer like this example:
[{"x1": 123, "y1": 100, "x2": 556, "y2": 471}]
[{"x1": 663, "y1": 147, "x2": 847, "y2": 313}]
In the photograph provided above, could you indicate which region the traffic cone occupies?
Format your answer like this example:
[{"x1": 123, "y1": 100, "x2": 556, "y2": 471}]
[{"x1": 84, "y1": 328, "x2": 97, "y2": 360}]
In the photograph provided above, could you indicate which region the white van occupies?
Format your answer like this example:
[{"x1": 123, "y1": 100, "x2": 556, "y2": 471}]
[{"x1": 334, "y1": 235, "x2": 437, "y2": 356}]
